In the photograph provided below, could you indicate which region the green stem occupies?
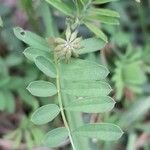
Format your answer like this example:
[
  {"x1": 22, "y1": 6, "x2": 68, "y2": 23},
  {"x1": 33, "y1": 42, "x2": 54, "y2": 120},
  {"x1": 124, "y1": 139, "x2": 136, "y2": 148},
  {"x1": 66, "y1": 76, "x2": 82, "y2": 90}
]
[
  {"x1": 55, "y1": 59, "x2": 76, "y2": 150},
  {"x1": 60, "y1": 76, "x2": 90, "y2": 150}
]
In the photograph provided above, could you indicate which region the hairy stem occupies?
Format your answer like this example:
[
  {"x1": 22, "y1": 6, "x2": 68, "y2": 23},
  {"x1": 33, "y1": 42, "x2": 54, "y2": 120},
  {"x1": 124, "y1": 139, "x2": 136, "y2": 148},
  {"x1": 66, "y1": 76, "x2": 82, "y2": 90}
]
[{"x1": 55, "y1": 58, "x2": 76, "y2": 150}]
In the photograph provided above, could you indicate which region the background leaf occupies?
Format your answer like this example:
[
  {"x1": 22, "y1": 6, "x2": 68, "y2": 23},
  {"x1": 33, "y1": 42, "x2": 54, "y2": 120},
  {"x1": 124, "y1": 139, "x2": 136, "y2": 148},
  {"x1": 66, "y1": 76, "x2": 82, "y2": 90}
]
[
  {"x1": 118, "y1": 97, "x2": 150, "y2": 128},
  {"x1": 0, "y1": 16, "x2": 3, "y2": 27},
  {"x1": 0, "y1": 91, "x2": 5, "y2": 111},
  {"x1": 45, "y1": 0, "x2": 72, "y2": 16},
  {"x1": 93, "y1": 0, "x2": 119, "y2": 4},
  {"x1": 3, "y1": 91, "x2": 15, "y2": 113}
]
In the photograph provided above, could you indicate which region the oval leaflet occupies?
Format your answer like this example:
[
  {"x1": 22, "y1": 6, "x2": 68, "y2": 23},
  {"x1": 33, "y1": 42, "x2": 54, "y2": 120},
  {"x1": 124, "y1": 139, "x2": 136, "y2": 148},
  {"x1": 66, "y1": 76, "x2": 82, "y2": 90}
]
[{"x1": 31, "y1": 104, "x2": 60, "y2": 125}]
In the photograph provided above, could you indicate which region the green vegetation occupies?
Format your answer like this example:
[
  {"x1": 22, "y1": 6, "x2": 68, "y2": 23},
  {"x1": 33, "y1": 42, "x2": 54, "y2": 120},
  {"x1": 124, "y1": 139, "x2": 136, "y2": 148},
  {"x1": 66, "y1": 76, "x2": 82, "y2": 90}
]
[{"x1": 0, "y1": 0, "x2": 149, "y2": 150}]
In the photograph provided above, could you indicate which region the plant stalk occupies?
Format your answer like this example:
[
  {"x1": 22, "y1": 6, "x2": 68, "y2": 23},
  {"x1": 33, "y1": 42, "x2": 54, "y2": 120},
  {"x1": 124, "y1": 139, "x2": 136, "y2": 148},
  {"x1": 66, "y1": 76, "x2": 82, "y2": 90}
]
[{"x1": 55, "y1": 58, "x2": 76, "y2": 150}]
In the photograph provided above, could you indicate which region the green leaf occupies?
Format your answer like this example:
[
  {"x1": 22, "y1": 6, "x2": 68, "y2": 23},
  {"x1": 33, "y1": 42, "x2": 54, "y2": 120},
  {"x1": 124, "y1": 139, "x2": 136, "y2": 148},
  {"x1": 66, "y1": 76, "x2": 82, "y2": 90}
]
[
  {"x1": 73, "y1": 123, "x2": 123, "y2": 141},
  {"x1": 18, "y1": 89, "x2": 39, "y2": 110},
  {"x1": 78, "y1": 38, "x2": 106, "y2": 54},
  {"x1": 4, "y1": 130, "x2": 19, "y2": 140},
  {"x1": 27, "y1": 80, "x2": 57, "y2": 97},
  {"x1": 45, "y1": 0, "x2": 72, "y2": 16},
  {"x1": 79, "y1": 0, "x2": 84, "y2": 5},
  {"x1": 123, "y1": 63, "x2": 146, "y2": 85},
  {"x1": 126, "y1": 132, "x2": 137, "y2": 150},
  {"x1": 35, "y1": 56, "x2": 56, "y2": 78},
  {"x1": 112, "y1": 62, "x2": 124, "y2": 100},
  {"x1": 80, "y1": 0, "x2": 89, "y2": 5},
  {"x1": 119, "y1": 97, "x2": 150, "y2": 128},
  {"x1": 4, "y1": 91, "x2": 15, "y2": 113},
  {"x1": 23, "y1": 47, "x2": 50, "y2": 62},
  {"x1": 93, "y1": 0, "x2": 119, "y2": 4},
  {"x1": 135, "y1": 124, "x2": 150, "y2": 134},
  {"x1": 65, "y1": 96, "x2": 115, "y2": 113},
  {"x1": 86, "y1": 15, "x2": 119, "y2": 25},
  {"x1": 32, "y1": 128, "x2": 44, "y2": 145},
  {"x1": 61, "y1": 58, "x2": 109, "y2": 81},
  {"x1": 23, "y1": 67, "x2": 39, "y2": 84},
  {"x1": 84, "y1": 22, "x2": 108, "y2": 42},
  {"x1": 88, "y1": 8, "x2": 120, "y2": 18},
  {"x1": 5, "y1": 54, "x2": 23, "y2": 67},
  {"x1": 0, "y1": 16, "x2": 3, "y2": 27},
  {"x1": 73, "y1": 0, "x2": 84, "y2": 11},
  {"x1": 113, "y1": 31, "x2": 130, "y2": 47},
  {"x1": 0, "y1": 91, "x2": 5, "y2": 111},
  {"x1": 31, "y1": 104, "x2": 60, "y2": 125},
  {"x1": 39, "y1": 1, "x2": 56, "y2": 37},
  {"x1": 13, "y1": 27, "x2": 50, "y2": 51},
  {"x1": 62, "y1": 81, "x2": 112, "y2": 97},
  {"x1": 5, "y1": 77, "x2": 23, "y2": 90},
  {"x1": 0, "y1": 58, "x2": 8, "y2": 75},
  {"x1": 13, "y1": 131, "x2": 22, "y2": 150},
  {"x1": 0, "y1": 76, "x2": 10, "y2": 88},
  {"x1": 43, "y1": 127, "x2": 68, "y2": 147},
  {"x1": 25, "y1": 131, "x2": 33, "y2": 150}
]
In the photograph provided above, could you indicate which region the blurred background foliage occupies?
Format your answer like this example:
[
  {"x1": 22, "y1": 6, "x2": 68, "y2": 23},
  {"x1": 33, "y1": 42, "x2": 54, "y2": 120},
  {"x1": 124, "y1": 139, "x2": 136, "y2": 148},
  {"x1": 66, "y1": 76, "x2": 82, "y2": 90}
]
[{"x1": 0, "y1": 0, "x2": 150, "y2": 149}]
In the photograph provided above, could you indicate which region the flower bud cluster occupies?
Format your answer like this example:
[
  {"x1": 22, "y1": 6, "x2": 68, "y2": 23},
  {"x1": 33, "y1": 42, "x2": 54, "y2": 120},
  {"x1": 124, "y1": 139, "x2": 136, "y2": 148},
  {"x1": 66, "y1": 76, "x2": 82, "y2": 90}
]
[{"x1": 54, "y1": 26, "x2": 82, "y2": 61}]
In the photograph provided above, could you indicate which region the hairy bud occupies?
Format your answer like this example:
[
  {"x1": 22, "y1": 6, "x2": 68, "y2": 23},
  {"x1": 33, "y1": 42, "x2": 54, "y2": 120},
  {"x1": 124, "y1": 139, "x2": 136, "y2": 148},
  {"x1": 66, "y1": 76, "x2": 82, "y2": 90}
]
[{"x1": 54, "y1": 26, "x2": 82, "y2": 61}]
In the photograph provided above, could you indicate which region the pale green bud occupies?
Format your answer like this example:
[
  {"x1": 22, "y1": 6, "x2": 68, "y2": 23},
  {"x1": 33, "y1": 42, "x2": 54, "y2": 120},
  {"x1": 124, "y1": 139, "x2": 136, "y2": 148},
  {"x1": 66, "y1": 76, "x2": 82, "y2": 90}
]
[
  {"x1": 65, "y1": 26, "x2": 71, "y2": 41},
  {"x1": 54, "y1": 38, "x2": 66, "y2": 44},
  {"x1": 70, "y1": 31, "x2": 78, "y2": 42}
]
